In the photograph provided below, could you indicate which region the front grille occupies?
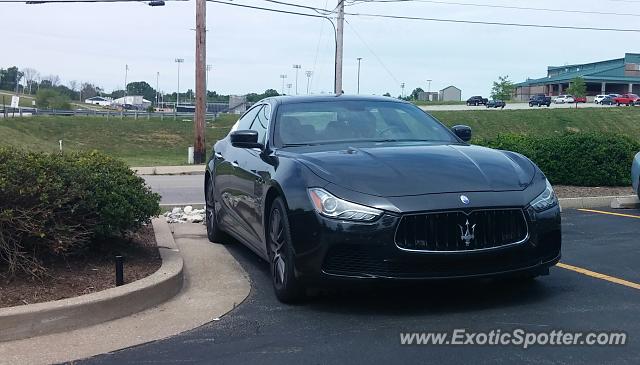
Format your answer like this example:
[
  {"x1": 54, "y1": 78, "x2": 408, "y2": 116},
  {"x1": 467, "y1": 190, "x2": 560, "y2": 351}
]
[{"x1": 395, "y1": 209, "x2": 528, "y2": 252}]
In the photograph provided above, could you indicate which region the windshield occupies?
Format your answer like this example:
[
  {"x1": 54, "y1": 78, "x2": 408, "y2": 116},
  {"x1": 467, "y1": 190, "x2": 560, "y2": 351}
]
[{"x1": 274, "y1": 100, "x2": 457, "y2": 146}]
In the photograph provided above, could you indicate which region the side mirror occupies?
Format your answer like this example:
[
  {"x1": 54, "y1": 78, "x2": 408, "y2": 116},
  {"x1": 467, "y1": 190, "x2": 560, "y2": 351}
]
[
  {"x1": 452, "y1": 125, "x2": 472, "y2": 142},
  {"x1": 230, "y1": 130, "x2": 263, "y2": 149}
]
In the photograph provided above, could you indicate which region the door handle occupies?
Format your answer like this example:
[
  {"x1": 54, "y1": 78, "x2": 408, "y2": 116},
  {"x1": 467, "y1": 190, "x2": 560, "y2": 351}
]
[
  {"x1": 215, "y1": 152, "x2": 223, "y2": 158},
  {"x1": 231, "y1": 160, "x2": 239, "y2": 168}
]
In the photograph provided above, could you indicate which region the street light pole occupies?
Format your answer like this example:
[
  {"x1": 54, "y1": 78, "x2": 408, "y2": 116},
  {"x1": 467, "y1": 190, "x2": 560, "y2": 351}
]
[
  {"x1": 292, "y1": 64, "x2": 301, "y2": 95},
  {"x1": 401, "y1": 82, "x2": 405, "y2": 98},
  {"x1": 156, "y1": 71, "x2": 160, "y2": 108},
  {"x1": 175, "y1": 58, "x2": 184, "y2": 108},
  {"x1": 124, "y1": 64, "x2": 129, "y2": 98},
  {"x1": 280, "y1": 74, "x2": 287, "y2": 95},
  {"x1": 356, "y1": 57, "x2": 363, "y2": 94},
  {"x1": 206, "y1": 64, "x2": 212, "y2": 94},
  {"x1": 427, "y1": 79, "x2": 432, "y2": 101},
  {"x1": 305, "y1": 70, "x2": 313, "y2": 94}
]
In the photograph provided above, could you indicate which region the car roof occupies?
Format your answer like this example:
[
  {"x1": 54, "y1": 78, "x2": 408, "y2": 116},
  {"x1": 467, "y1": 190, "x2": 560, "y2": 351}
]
[{"x1": 260, "y1": 94, "x2": 409, "y2": 106}]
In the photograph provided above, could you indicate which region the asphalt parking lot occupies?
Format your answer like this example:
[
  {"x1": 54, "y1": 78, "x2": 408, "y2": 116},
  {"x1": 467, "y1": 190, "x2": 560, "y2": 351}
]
[{"x1": 82, "y1": 208, "x2": 639, "y2": 365}]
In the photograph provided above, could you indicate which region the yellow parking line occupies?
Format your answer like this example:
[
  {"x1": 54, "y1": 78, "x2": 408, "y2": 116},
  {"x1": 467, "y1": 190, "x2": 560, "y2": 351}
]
[
  {"x1": 557, "y1": 263, "x2": 640, "y2": 290},
  {"x1": 577, "y1": 209, "x2": 640, "y2": 219}
]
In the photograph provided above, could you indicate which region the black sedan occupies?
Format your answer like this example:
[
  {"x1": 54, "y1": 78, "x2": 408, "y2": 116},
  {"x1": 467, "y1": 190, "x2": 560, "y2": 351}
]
[
  {"x1": 486, "y1": 99, "x2": 506, "y2": 109},
  {"x1": 205, "y1": 95, "x2": 561, "y2": 303}
]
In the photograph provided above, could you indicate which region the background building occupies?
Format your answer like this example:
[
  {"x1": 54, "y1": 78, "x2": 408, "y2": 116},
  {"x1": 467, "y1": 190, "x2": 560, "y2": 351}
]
[
  {"x1": 112, "y1": 95, "x2": 152, "y2": 110},
  {"x1": 439, "y1": 86, "x2": 462, "y2": 101},
  {"x1": 84, "y1": 96, "x2": 112, "y2": 106},
  {"x1": 417, "y1": 91, "x2": 439, "y2": 102},
  {"x1": 515, "y1": 53, "x2": 640, "y2": 101}
]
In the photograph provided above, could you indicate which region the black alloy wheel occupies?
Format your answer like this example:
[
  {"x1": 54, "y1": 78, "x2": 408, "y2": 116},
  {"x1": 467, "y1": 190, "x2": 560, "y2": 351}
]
[
  {"x1": 268, "y1": 197, "x2": 305, "y2": 303},
  {"x1": 205, "y1": 179, "x2": 229, "y2": 244}
]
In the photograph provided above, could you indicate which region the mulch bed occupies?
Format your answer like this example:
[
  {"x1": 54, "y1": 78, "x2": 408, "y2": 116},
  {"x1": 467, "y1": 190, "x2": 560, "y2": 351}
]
[
  {"x1": 554, "y1": 185, "x2": 635, "y2": 199},
  {"x1": 0, "y1": 225, "x2": 162, "y2": 309}
]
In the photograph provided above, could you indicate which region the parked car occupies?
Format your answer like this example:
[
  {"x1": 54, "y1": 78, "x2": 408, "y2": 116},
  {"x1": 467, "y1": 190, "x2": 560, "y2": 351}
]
[
  {"x1": 600, "y1": 96, "x2": 616, "y2": 105},
  {"x1": 593, "y1": 95, "x2": 609, "y2": 104},
  {"x1": 634, "y1": 99, "x2": 640, "y2": 106},
  {"x1": 633, "y1": 152, "x2": 640, "y2": 200},
  {"x1": 554, "y1": 95, "x2": 575, "y2": 104},
  {"x1": 529, "y1": 94, "x2": 551, "y2": 107},
  {"x1": 466, "y1": 96, "x2": 488, "y2": 106},
  {"x1": 609, "y1": 93, "x2": 621, "y2": 98},
  {"x1": 574, "y1": 96, "x2": 587, "y2": 103},
  {"x1": 205, "y1": 95, "x2": 562, "y2": 303},
  {"x1": 613, "y1": 93, "x2": 640, "y2": 106},
  {"x1": 486, "y1": 99, "x2": 506, "y2": 109}
]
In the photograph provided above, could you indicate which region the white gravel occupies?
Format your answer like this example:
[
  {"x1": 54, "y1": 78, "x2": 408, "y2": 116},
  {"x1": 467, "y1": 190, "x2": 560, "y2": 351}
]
[{"x1": 164, "y1": 206, "x2": 205, "y2": 224}]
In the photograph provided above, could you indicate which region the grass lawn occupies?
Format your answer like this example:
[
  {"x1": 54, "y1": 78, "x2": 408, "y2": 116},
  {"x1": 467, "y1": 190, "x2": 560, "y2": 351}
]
[
  {"x1": 0, "y1": 114, "x2": 239, "y2": 166},
  {"x1": 430, "y1": 107, "x2": 640, "y2": 141},
  {"x1": 0, "y1": 90, "x2": 36, "y2": 108},
  {"x1": 1, "y1": 108, "x2": 639, "y2": 166}
]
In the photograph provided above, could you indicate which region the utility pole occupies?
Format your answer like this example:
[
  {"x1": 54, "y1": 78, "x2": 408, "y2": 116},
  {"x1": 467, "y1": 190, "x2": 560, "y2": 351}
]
[
  {"x1": 305, "y1": 70, "x2": 313, "y2": 94},
  {"x1": 175, "y1": 58, "x2": 184, "y2": 108},
  {"x1": 156, "y1": 71, "x2": 160, "y2": 108},
  {"x1": 334, "y1": 0, "x2": 345, "y2": 94},
  {"x1": 280, "y1": 74, "x2": 287, "y2": 95},
  {"x1": 356, "y1": 57, "x2": 363, "y2": 94},
  {"x1": 287, "y1": 83, "x2": 292, "y2": 95},
  {"x1": 194, "y1": 0, "x2": 207, "y2": 164},
  {"x1": 401, "y1": 82, "x2": 405, "y2": 98},
  {"x1": 292, "y1": 64, "x2": 301, "y2": 95},
  {"x1": 426, "y1": 79, "x2": 432, "y2": 101}
]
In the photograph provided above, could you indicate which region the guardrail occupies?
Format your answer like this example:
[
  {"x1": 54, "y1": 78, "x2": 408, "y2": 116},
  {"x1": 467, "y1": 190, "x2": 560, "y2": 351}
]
[{"x1": 0, "y1": 106, "x2": 228, "y2": 120}]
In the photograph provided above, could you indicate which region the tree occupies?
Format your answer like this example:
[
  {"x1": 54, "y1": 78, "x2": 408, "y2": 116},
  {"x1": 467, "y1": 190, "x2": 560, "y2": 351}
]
[
  {"x1": 0, "y1": 67, "x2": 24, "y2": 92},
  {"x1": 36, "y1": 88, "x2": 71, "y2": 110},
  {"x1": 126, "y1": 81, "x2": 156, "y2": 102},
  {"x1": 22, "y1": 68, "x2": 39, "y2": 95},
  {"x1": 490, "y1": 75, "x2": 515, "y2": 101},
  {"x1": 410, "y1": 87, "x2": 424, "y2": 100},
  {"x1": 566, "y1": 77, "x2": 587, "y2": 98},
  {"x1": 80, "y1": 82, "x2": 100, "y2": 100},
  {"x1": 382, "y1": 92, "x2": 391, "y2": 97}
]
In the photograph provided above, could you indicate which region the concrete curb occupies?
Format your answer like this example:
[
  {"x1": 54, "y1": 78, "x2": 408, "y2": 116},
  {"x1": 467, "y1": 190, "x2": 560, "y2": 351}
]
[
  {"x1": 132, "y1": 165, "x2": 205, "y2": 176},
  {"x1": 0, "y1": 218, "x2": 184, "y2": 342},
  {"x1": 558, "y1": 195, "x2": 639, "y2": 210}
]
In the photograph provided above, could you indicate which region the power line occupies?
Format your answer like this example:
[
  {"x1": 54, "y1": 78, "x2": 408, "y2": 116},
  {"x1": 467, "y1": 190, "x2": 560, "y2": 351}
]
[
  {"x1": 207, "y1": 0, "x2": 331, "y2": 19},
  {"x1": 345, "y1": 19, "x2": 399, "y2": 85},
  {"x1": 2, "y1": 0, "x2": 187, "y2": 3},
  {"x1": 345, "y1": 0, "x2": 640, "y2": 18},
  {"x1": 343, "y1": 10, "x2": 640, "y2": 32},
  {"x1": 238, "y1": 0, "x2": 640, "y2": 32}
]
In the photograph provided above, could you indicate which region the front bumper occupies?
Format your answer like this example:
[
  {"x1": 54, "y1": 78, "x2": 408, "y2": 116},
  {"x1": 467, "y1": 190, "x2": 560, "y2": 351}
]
[{"x1": 288, "y1": 205, "x2": 561, "y2": 282}]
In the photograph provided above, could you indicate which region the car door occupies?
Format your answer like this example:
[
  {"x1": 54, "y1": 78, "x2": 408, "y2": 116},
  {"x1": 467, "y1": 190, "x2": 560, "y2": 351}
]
[
  {"x1": 228, "y1": 103, "x2": 276, "y2": 254},
  {"x1": 214, "y1": 105, "x2": 263, "y2": 241}
]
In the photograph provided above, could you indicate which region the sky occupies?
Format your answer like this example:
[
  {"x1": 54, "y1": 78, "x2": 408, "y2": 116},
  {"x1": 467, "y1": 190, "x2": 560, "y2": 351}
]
[{"x1": 1, "y1": 0, "x2": 639, "y2": 98}]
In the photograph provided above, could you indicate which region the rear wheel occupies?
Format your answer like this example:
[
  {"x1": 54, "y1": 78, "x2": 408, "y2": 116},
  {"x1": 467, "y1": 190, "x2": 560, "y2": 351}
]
[{"x1": 268, "y1": 197, "x2": 305, "y2": 303}]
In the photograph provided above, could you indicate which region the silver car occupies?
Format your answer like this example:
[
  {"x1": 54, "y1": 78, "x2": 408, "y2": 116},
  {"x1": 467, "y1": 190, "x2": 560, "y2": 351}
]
[{"x1": 633, "y1": 152, "x2": 640, "y2": 199}]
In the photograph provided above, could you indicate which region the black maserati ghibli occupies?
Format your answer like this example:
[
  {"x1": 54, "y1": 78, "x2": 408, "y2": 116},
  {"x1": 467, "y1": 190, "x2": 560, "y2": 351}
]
[{"x1": 205, "y1": 95, "x2": 561, "y2": 302}]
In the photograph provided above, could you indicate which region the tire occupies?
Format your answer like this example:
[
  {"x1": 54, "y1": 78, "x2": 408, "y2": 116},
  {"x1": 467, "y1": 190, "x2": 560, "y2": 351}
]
[
  {"x1": 529, "y1": 103, "x2": 533, "y2": 107},
  {"x1": 268, "y1": 197, "x2": 305, "y2": 303},
  {"x1": 205, "y1": 178, "x2": 231, "y2": 244}
]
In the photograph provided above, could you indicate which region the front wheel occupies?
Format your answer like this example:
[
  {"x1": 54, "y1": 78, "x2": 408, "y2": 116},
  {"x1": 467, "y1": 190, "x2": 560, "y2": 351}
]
[
  {"x1": 268, "y1": 197, "x2": 305, "y2": 303},
  {"x1": 205, "y1": 180, "x2": 231, "y2": 244}
]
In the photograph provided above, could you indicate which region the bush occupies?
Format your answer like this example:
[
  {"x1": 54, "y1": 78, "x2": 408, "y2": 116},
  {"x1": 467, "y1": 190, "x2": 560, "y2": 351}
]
[
  {"x1": 0, "y1": 148, "x2": 161, "y2": 277},
  {"x1": 477, "y1": 133, "x2": 640, "y2": 186},
  {"x1": 36, "y1": 88, "x2": 71, "y2": 109}
]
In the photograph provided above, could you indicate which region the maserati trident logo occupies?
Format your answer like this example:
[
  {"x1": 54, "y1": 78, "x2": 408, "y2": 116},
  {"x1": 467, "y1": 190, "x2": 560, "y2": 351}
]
[
  {"x1": 460, "y1": 195, "x2": 470, "y2": 205},
  {"x1": 459, "y1": 219, "x2": 476, "y2": 246}
]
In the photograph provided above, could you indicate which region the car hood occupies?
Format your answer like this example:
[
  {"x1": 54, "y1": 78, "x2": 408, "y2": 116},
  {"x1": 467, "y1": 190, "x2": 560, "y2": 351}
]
[{"x1": 290, "y1": 144, "x2": 535, "y2": 197}]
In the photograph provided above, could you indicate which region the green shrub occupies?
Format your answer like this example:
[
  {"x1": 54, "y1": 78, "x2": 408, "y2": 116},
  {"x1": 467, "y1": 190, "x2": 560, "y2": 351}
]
[
  {"x1": 36, "y1": 88, "x2": 71, "y2": 109},
  {"x1": 0, "y1": 148, "x2": 161, "y2": 277},
  {"x1": 477, "y1": 133, "x2": 640, "y2": 186}
]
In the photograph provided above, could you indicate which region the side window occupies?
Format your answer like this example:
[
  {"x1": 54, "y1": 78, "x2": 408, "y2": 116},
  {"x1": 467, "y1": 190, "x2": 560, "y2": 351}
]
[
  {"x1": 231, "y1": 105, "x2": 262, "y2": 133},
  {"x1": 250, "y1": 104, "x2": 271, "y2": 144}
]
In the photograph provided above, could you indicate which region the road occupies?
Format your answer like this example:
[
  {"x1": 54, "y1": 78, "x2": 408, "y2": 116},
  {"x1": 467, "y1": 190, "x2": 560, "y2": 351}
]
[
  {"x1": 83, "y1": 208, "x2": 640, "y2": 364},
  {"x1": 420, "y1": 102, "x2": 619, "y2": 111},
  {"x1": 143, "y1": 175, "x2": 204, "y2": 205}
]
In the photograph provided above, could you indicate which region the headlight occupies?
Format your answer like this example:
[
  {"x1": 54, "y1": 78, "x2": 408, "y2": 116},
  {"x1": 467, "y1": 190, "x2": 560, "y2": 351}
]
[
  {"x1": 529, "y1": 179, "x2": 558, "y2": 212},
  {"x1": 308, "y1": 188, "x2": 383, "y2": 221}
]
